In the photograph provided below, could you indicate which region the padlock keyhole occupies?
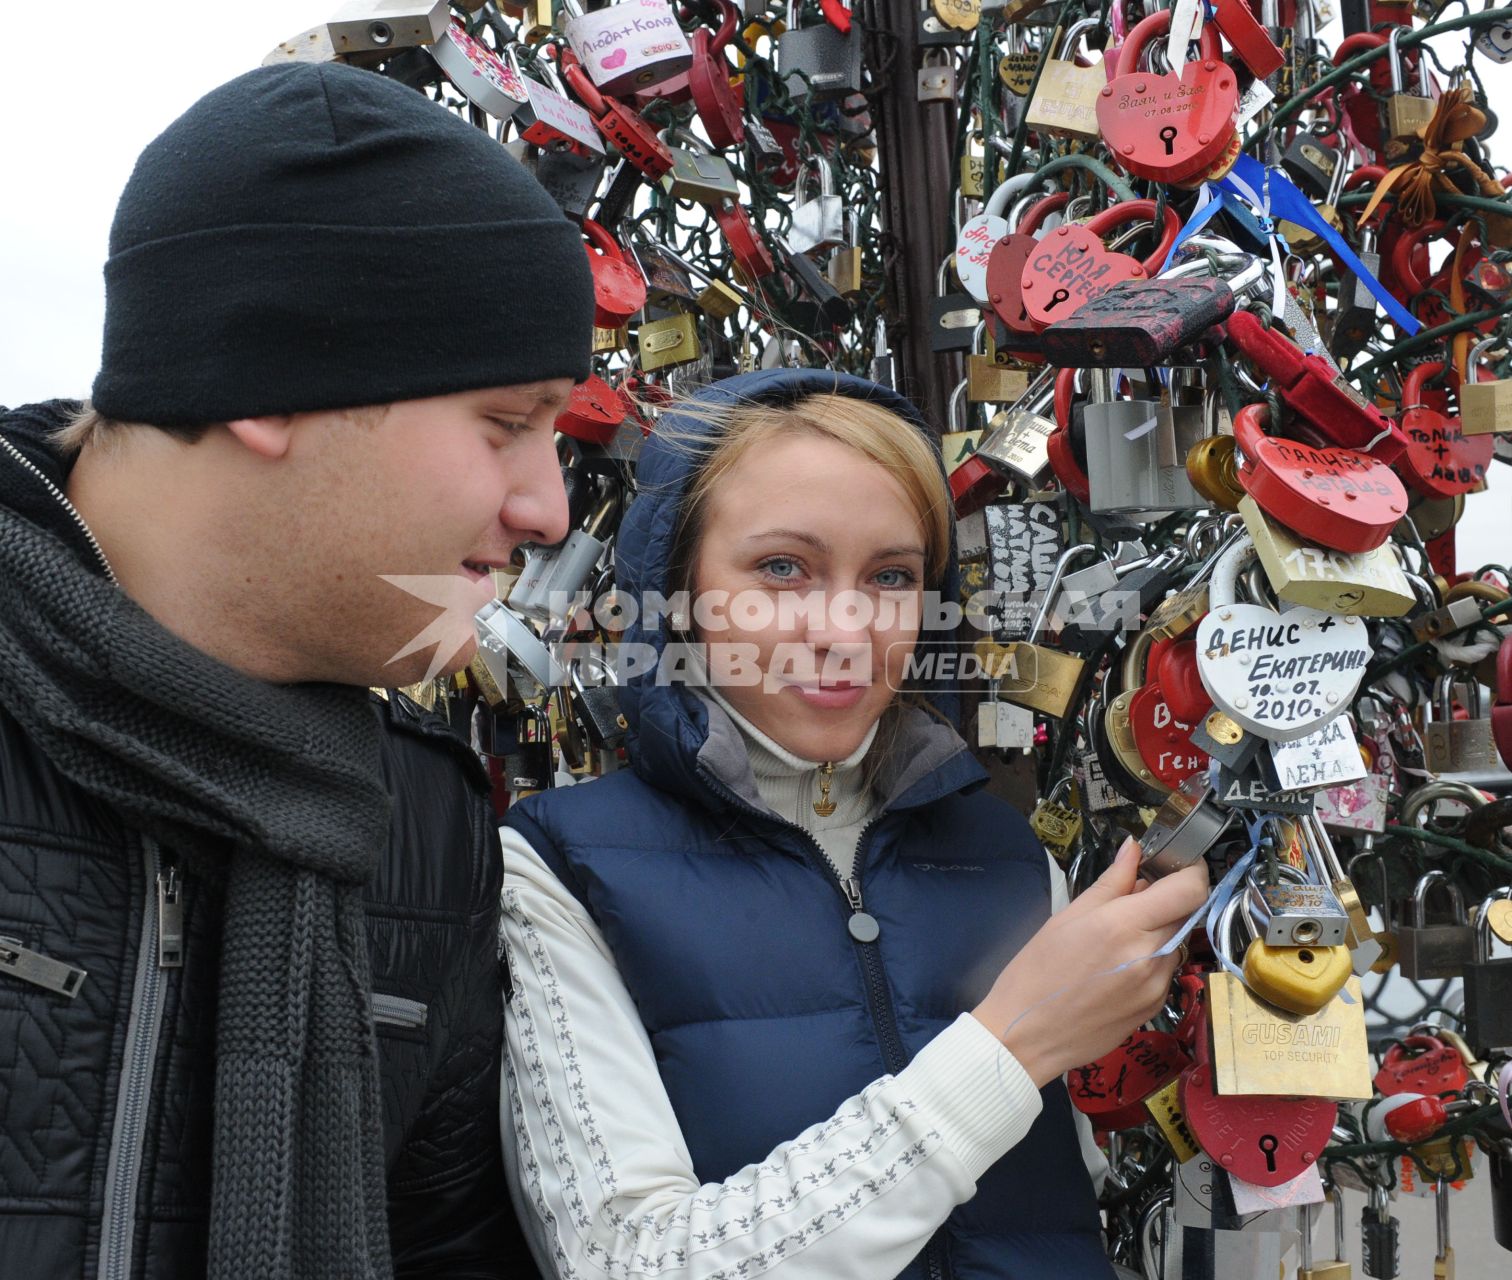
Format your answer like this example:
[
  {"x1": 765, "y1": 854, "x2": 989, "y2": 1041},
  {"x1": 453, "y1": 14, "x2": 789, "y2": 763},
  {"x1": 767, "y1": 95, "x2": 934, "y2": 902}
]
[
  {"x1": 1258, "y1": 1134, "x2": 1278, "y2": 1173},
  {"x1": 1297, "y1": 949, "x2": 1315, "y2": 965},
  {"x1": 1159, "y1": 125, "x2": 1177, "y2": 156},
  {"x1": 1044, "y1": 287, "x2": 1070, "y2": 312}
]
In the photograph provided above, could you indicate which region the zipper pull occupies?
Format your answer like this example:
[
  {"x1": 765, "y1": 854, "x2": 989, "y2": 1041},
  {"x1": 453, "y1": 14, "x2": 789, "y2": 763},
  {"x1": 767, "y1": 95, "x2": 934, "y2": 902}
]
[
  {"x1": 157, "y1": 866, "x2": 184, "y2": 969},
  {"x1": 840, "y1": 877, "x2": 881, "y2": 943},
  {"x1": 0, "y1": 936, "x2": 87, "y2": 997}
]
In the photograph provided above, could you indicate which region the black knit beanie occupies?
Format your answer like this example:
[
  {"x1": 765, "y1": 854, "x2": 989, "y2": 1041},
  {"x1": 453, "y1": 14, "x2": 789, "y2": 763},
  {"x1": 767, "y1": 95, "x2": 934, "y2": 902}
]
[{"x1": 92, "y1": 62, "x2": 594, "y2": 426}]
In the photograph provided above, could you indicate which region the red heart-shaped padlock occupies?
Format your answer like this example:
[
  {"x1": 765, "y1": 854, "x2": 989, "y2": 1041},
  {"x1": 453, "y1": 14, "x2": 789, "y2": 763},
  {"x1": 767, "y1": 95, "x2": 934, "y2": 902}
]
[
  {"x1": 582, "y1": 219, "x2": 647, "y2": 329},
  {"x1": 1181, "y1": 1057, "x2": 1337, "y2": 1186},
  {"x1": 986, "y1": 232, "x2": 1041, "y2": 335},
  {"x1": 688, "y1": 5, "x2": 744, "y2": 149},
  {"x1": 1373, "y1": 1035, "x2": 1471, "y2": 1098},
  {"x1": 1019, "y1": 225, "x2": 1146, "y2": 329},
  {"x1": 1097, "y1": 10, "x2": 1240, "y2": 184},
  {"x1": 1070, "y1": 1030, "x2": 1191, "y2": 1131},
  {"x1": 556, "y1": 375, "x2": 624, "y2": 445},
  {"x1": 1398, "y1": 362, "x2": 1494, "y2": 499},
  {"x1": 1129, "y1": 681, "x2": 1209, "y2": 794},
  {"x1": 1232, "y1": 403, "x2": 1409, "y2": 553},
  {"x1": 1154, "y1": 633, "x2": 1212, "y2": 726}
]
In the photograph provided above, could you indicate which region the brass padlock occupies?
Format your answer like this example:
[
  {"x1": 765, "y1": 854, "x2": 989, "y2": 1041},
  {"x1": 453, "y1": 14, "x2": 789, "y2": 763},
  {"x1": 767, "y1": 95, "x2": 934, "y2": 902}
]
[
  {"x1": 1186, "y1": 434, "x2": 1245, "y2": 510},
  {"x1": 636, "y1": 311, "x2": 701, "y2": 371},
  {"x1": 1240, "y1": 496, "x2": 1416, "y2": 616},
  {"x1": 1460, "y1": 337, "x2": 1512, "y2": 435},
  {"x1": 1024, "y1": 18, "x2": 1103, "y2": 143},
  {"x1": 593, "y1": 324, "x2": 628, "y2": 353},
  {"x1": 1386, "y1": 26, "x2": 1436, "y2": 140},
  {"x1": 999, "y1": 546, "x2": 1090, "y2": 718}
]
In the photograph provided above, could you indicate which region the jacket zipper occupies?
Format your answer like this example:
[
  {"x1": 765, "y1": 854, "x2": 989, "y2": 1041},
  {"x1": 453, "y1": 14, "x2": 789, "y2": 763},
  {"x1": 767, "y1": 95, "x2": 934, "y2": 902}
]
[
  {"x1": 0, "y1": 430, "x2": 119, "y2": 584},
  {"x1": 696, "y1": 767, "x2": 949, "y2": 1280},
  {"x1": 97, "y1": 839, "x2": 174, "y2": 1280}
]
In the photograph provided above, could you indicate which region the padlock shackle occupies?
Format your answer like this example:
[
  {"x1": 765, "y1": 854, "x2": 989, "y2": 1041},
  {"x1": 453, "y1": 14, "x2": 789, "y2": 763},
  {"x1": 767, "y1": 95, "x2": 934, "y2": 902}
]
[
  {"x1": 1206, "y1": 530, "x2": 1259, "y2": 609},
  {"x1": 557, "y1": 47, "x2": 608, "y2": 116},
  {"x1": 1114, "y1": 8, "x2": 1222, "y2": 80},
  {"x1": 1014, "y1": 192, "x2": 1070, "y2": 237},
  {"x1": 1401, "y1": 359, "x2": 1448, "y2": 410},
  {"x1": 1027, "y1": 543, "x2": 1101, "y2": 640},
  {"x1": 1081, "y1": 198, "x2": 1182, "y2": 274},
  {"x1": 580, "y1": 217, "x2": 625, "y2": 262},
  {"x1": 1388, "y1": 220, "x2": 1450, "y2": 296},
  {"x1": 1410, "y1": 868, "x2": 1468, "y2": 928}
]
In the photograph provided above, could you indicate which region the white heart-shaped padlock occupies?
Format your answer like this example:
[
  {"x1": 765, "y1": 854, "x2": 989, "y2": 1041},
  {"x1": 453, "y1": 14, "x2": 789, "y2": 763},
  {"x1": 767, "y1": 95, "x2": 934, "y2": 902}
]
[
  {"x1": 1196, "y1": 602, "x2": 1369, "y2": 743},
  {"x1": 952, "y1": 177, "x2": 1030, "y2": 305}
]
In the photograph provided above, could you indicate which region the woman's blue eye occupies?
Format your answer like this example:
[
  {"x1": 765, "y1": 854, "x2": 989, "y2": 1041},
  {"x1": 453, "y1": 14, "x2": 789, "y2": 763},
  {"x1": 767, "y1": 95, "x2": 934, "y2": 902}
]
[
  {"x1": 757, "y1": 557, "x2": 802, "y2": 580},
  {"x1": 875, "y1": 568, "x2": 918, "y2": 588}
]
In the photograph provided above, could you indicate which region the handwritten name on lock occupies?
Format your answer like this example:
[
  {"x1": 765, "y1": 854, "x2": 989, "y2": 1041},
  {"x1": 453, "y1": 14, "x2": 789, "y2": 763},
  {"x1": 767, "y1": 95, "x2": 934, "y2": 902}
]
[
  {"x1": 1196, "y1": 605, "x2": 1370, "y2": 742},
  {"x1": 1269, "y1": 717, "x2": 1368, "y2": 793},
  {"x1": 566, "y1": 0, "x2": 691, "y2": 90},
  {"x1": 1020, "y1": 226, "x2": 1144, "y2": 326}
]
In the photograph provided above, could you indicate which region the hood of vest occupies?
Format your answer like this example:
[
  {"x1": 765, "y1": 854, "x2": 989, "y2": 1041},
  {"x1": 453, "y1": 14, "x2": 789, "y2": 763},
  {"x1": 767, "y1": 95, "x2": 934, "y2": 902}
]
[{"x1": 613, "y1": 369, "x2": 986, "y2": 819}]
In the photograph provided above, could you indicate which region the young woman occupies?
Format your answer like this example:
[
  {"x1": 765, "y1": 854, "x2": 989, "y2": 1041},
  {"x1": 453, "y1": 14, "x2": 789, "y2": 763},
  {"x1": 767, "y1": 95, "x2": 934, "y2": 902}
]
[{"x1": 499, "y1": 369, "x2": 1209, "y2": 1280}]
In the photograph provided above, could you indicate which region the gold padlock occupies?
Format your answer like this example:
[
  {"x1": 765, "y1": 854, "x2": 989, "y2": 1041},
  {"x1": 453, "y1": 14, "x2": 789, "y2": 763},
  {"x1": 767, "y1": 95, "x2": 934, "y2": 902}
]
[
  {"x1": 826, "y1": 244, "x2": 865, "y2": 298},
  {"x1": 1028, "y1": 792, "x2": 1082, "y2": 863},
  {"x1": 1460, "y1": 337, "x2": 1512, "y2": 435},
  {"x1": 636, "y1": 312, "x2": 701, "y2": 371},
  {"x1": 1206, "y1": 971, "x2": 1372, "y2": 1099},
  {"x1": 1242, "y1": 939, "x2": 1353, "y2": 1015},
  {"x1": 1240, "y1": 496, "x2": 1416, "y2": 616},
  {"x1": 695, "y1": 278, "x2": 743, "y2": 319},
  {"x1": 594, "y1": 324, "x2": 628, "y2": 354},
  {"x1": 1186, "y1": 435, "x2": 1244, "y2": 510},
  {"x1": 1024, "y1": 22, "x2": 1103, "y2": 144},
  {"x1": 966, "y1": 355, "x2": 1029, "y2": 404}
]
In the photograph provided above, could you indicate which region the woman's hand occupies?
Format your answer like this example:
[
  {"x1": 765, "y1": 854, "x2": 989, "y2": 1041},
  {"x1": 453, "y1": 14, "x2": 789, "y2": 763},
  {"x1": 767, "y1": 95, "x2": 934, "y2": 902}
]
[{"x1": 971, "y1": 839, "x2": 1209, "y2": 1089}]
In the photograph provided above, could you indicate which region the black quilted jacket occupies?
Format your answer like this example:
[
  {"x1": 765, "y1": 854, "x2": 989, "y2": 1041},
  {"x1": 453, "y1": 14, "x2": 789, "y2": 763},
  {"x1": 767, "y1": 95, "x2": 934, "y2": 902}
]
[{"x1": 0, "y1": 402, "x2": 535, "y2": 1280}]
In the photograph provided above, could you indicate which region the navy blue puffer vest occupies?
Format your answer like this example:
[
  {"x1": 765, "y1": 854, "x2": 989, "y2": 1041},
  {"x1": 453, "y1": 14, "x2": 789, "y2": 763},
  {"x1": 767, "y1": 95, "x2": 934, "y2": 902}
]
[{"x1": 508, "y1": 370, "x2": 1111, "y2": 1280}]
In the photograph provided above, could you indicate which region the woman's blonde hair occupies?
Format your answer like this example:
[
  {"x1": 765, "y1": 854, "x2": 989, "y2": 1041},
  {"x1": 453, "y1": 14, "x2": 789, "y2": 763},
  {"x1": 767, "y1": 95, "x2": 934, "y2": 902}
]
[{"x1": 660, "y1": 391, "x2": 953, "y2": 605}]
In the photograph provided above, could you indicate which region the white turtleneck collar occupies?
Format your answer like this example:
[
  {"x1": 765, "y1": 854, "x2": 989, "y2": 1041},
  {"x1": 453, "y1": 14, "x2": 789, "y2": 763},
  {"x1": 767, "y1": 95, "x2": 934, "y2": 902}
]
[{"x1": 698, "y1": 679, "x2": 880, "y2": 880}]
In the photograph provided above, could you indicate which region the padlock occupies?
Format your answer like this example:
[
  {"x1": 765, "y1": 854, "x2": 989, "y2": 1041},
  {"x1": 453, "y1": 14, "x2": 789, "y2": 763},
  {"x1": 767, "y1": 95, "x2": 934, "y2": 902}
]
[
  {"x1": 1398, "y1": 361, "x2": 1494, "y2": 499},
  {"x1": 1028, "y1": 780, "x2": 1082, "y2": 863},
  {"x1": 1281, "y1": 134, "x2": 1344, "y2": 202},
  {"x1": 1187, "y1": 433, "x2": 1246, "y2": 510},
  {"x1": 1137, "y1": 772, "x2": 1230, "y2": 877},
  {"x1": 1082, "y1": 370, "x2": 1203, "y2": 518},
  {"x1": 636, "y1": 309, "x2": 702, "y2": 372},
  {"x1": 1232, "y1": 402, "x2": 1408, "y2": 554},
  {"x1": 953, "y1": 170, "x2": 1017, "y2": 307},
  {"x1": 581, "y1": 218, "x2": 648, "y2": 329},
  {"x1": 787, "y1": 154, "x2": 846, "y2": 255},
  {"x1": 1179, "y1": 992, "x2": 1337, "y2": 1185},
  {"x1": 1128, "y1": 634, "x2": 1210, "y2": 792},
  {"x1": 1225, "y1": 309, "x2": 1405, "y2": 461},
  {"x1": 1096, "y1": 8, "x2": 1240, "y2": 184},
  {"x1": 1240, "y1": 497, "x2": 1416, "y2": 617},
  {"x1": 868, "y1": 317, "x2": 895, "y2": 388},
  {"x1": 930, "y1": 254, "x2": 981, "y2": 353},
  {"x1": 1385, "y1": 25, "x2": 1436, "y2": 141},
  {"x1": 974, "y1": 372, "x2": 1055, "y2": 483},
  {"x1": 532, "y1": 144, "x2": 606, "y2": 221},
  {"x1": 997, "y1": 545, "x2": 1092, "y2": 718},
  {"x1": 712, "y1": 198, "x2": 776, "y2": 280},
  {"x1": 502, "y1": 705, "x2": 554, "y2": 794},
  {"x1": 509, "y1": 488, "x2": 620, "y2": 626},
  {"x1": 658, "y1": 130, "x2": 741, "y2": 205},
  {"x1": 917, "y1": 48, "x2": 956, "y2": 102},
  {"x1": 1233, "y1": 888, "x2": 1353, "y2": 1016},
  {"x1": 1040, "y1": 276, "x2": 1236, "y2": 368},
  {"x1": 1019, "y1": 201, "x2": 1179, "y2": 329},
  {"x1": 506, "y1": 47, "x2": 607, "y2": 159},
  {"x1": 555, "y1": 374, "x2": 624, "y2": 445},
  {"x1": 323, "y1": 1, "x2": 450, "y2": 58},
  {"x1": 1496, "y1": 634, "x2": 1512, "y2": 768},
  {"x1": 567, "y1": 651, "x2": 628, "y2": 750},
  {"x1": 1330, "y1": 226, "x2": 1383, "y2": 363},
  {"x1": 1432, "y1": 1175, "x2": 1457, "y2": 1279},
  {"x1": 1422, "y1": 675, "x2": 1499, "y2": 773},
  {"x1": 1459, "y1": 336, "x2": 1512, "y2": 436},
  {"x1": 918, "y1": 0, "x2": 973, "y2": 46},
  {"x1": 1248, "y1": 864, "x2": 1348, "y2": 948},
  {"x1": 774, "y1": 232, "x2": 853, "y2": 329},
  {"x1": 825, "y1": 210, "x2": 865, "y2": 298},
  {"x1": 1462, "y1": 895, "x2": 1512, "y2": 1051},
  {"x1": 965, "y1": 324, "x2": 1028, "y2": 405},
  {"x1": 1196, "y1": 533, "x2": 1373, "y2": 743},
  {"x1": 1372, "y1": 1034, "x2": 1470, "y2": 1098},
  {"x1": 428, "y1": 19, "x2": 528, "y2": 120},
  {"x1": 777, "y1": 0, "x2": 863, "y2": 103},
  {"x1": 1302, "y1": 813, "x2": 1385, "y2": 974},
  {"x1": 1298, "y1": 1187, "x2": 1351, "y2": 1280},
  {"x1": 1069, "y1": 1028, "x2": 1190, "y2": 1131},
  {"x1": 959, "y1": 126, "x2": 986, "y2": 198},
  {"x1": 1023, "y1": 17, "x2": 1103, "y2": 142},
  {"x1": 561, "y1": 0, "x2": 692, "y2": 97},
  {"x1": 1396, "y1": 870, "x2": 1476, "y2": 980},
  {"x1": 687, "y1": 2, "x2": 745, "y2": 148},
  {"x1": 559, "y1": 49, "x2": 674, "y2": 181},
  {"x1": 1361, "y1": 1181, "x2": 1401, "y2": 1279},
  {"x1": 621, "y1": 222, "x2": 698, "y2": 310}
]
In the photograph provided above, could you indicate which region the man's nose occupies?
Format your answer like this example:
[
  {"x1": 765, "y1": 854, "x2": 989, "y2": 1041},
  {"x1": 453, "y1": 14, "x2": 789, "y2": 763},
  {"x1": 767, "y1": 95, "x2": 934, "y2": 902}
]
[{"x1": 503, "y1": 431, "x2": 570, "y2": 547}]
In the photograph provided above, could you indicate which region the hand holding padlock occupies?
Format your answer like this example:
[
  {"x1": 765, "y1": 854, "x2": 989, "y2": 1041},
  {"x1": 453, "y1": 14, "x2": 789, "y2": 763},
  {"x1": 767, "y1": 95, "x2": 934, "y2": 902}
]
[{"x1": 971, "y1": 840, "x2": 1211, "y2": 1087}]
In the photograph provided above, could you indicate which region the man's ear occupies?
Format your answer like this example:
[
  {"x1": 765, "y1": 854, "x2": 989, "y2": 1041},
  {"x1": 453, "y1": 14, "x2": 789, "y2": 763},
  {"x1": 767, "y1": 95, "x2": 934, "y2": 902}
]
[{"x1": 224, "y1": 416, "x2": 295, "y2": 460}]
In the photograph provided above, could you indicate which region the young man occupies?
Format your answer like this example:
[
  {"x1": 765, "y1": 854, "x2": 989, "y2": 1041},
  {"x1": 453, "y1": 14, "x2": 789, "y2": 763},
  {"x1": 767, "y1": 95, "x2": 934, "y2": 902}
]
[{"x1": 0, "y1": 61, "x2": 592, "y2": 1279}]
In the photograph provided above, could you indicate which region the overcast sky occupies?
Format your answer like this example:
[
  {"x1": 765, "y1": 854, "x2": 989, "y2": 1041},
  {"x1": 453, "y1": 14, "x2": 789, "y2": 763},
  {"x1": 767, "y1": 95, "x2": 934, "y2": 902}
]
[{"x1": 0, "y1": 3, "x2": 1503, "y2": 565}]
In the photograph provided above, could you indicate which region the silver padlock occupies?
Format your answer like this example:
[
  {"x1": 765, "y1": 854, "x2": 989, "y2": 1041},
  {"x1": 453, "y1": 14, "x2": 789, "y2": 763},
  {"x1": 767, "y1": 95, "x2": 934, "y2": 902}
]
[
  {"x1": 975, "y1": 367, "x2": 1057, "y2": 486},
  {"x1": 787, "y1": 154, "x2": 847, "y2": 256},
  {"x1": 1247, "y1": 863, "x2": 1348, "y2": 948},
  {"x1": 508, "y1": 489, "x2": 620, "y2": 627},
  {"x1": 1139, "y1": 772, "x2": 1232, "y2": 880},
  {"x1": 917, "y1": 49, "x2": 956, "y2": 103}
]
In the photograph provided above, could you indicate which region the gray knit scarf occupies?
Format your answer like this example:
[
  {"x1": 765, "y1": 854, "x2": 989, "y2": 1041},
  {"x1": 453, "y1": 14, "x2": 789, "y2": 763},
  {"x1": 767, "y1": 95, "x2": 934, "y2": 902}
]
[{"x1": 0, "y1": 503, "x2": 395, "y2": 1279}]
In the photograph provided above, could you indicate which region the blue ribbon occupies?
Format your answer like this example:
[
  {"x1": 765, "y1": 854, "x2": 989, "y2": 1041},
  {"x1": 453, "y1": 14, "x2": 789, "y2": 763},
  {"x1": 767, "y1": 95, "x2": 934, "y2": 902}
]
[{"x1": 1221, "y1": 155, "x2": 1422, "y2": 336}]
